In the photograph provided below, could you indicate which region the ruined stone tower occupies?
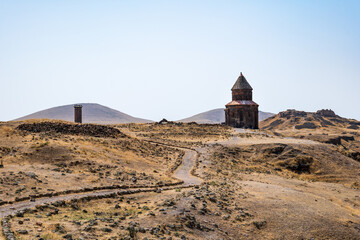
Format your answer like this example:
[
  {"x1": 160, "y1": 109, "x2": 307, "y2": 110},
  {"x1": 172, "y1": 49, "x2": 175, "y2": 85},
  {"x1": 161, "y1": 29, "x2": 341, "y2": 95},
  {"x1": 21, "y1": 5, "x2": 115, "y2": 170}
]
[
  {"x1": 74, "y1": 104, "x2": 83, "y2": 123},
  {"x1": 225, "y1": 73, "x2": 259, "y2": 129}
]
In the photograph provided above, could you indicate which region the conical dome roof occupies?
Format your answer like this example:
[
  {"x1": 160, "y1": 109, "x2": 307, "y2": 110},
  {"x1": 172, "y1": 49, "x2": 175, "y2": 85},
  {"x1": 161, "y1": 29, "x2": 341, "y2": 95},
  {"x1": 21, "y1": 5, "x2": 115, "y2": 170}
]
[{"x1": 231, "y1": 72, "x2": 253, "y2": 90}]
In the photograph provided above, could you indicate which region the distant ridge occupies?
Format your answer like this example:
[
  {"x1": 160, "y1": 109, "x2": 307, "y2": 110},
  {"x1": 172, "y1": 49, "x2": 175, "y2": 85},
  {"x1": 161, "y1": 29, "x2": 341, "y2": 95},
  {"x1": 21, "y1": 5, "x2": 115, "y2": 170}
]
[
  {"x1": 14, "y1": 103, "x2": 153, "y2": 124},
  {"x1": 178, "y1": 108, "x2": 275, "y2": 124}
]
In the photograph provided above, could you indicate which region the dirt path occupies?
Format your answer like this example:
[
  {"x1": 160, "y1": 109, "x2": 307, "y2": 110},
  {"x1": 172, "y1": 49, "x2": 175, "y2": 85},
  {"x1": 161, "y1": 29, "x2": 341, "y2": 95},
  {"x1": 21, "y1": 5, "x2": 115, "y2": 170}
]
[
  {"x1": 173, "y1": 150, "x2": 202, "y2": 186},
  {"x1": 141, "y1": 139, "x2": 203, "y2": 186},
  {"x1": 0, "y1": 146, "x2": 202, "y2": 220}
]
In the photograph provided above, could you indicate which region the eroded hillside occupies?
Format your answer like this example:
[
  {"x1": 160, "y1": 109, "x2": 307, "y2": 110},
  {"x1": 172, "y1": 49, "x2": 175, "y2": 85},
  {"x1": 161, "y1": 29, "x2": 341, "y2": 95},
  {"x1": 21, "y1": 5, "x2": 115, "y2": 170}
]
[{"x1": 261, "y1": 109, "x2": 360, "y2": 162}]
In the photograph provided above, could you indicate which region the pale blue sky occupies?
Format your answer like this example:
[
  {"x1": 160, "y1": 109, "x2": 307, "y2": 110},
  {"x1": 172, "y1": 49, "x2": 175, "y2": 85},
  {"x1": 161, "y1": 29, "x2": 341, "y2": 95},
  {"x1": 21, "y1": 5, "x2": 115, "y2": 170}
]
[{"x1": 1, "y1": 0, "x2": 359, "y2": 121}]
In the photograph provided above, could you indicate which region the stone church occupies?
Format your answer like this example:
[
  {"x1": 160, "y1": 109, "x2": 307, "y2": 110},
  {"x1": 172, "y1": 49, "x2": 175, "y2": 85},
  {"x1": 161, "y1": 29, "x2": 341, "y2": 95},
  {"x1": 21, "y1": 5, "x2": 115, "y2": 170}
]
[{"x1": 225, "y1": 73, "x2": 259, "y2": 129}]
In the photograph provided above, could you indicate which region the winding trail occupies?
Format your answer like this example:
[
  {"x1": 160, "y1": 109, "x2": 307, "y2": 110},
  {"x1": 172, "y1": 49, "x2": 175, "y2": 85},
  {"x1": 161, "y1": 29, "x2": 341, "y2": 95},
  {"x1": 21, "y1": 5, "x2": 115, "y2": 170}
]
[
  {"x1": 0, "y1": 145, "x2": 202, "y2": 220},
  {"x1": 142, "y1": 139, "x2": 203, "y2": 186},
  {"x1": 0, "y1": 129, "x2": 316, "y2": 220}
]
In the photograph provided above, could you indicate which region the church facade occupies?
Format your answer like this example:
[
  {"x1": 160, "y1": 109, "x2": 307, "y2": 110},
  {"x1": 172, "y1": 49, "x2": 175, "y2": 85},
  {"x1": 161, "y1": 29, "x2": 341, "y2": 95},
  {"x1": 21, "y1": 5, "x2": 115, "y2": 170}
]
[{"x1": 225, "y1": 73, "x2": 259, "y2": 129}]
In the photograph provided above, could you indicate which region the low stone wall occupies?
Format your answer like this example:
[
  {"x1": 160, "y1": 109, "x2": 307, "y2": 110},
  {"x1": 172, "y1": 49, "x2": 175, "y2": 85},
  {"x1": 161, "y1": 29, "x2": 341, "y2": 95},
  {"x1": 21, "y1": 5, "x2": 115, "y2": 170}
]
[
  {"x1": 17, "y1": 122, "x2": 127, "y2": 138},
  {"x1": 0, "y1": 181, "x2": 184, "y2": 207}
]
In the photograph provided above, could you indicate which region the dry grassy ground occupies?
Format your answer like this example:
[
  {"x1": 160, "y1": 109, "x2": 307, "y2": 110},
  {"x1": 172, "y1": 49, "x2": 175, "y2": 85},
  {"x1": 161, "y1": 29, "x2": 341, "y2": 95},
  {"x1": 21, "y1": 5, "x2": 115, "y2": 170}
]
[
  {"x1": 1, "y1": 117, "x2": 360, "y2": 240},
  {"x1": 118, "y1": 123, "x2": 232, "y2": 147},
  {"x1": 0, "y1": 120, "x2": 184, "y2": 203},
  {"x1": 195, "y1": 130, "x2": 360, "y2": 239}
]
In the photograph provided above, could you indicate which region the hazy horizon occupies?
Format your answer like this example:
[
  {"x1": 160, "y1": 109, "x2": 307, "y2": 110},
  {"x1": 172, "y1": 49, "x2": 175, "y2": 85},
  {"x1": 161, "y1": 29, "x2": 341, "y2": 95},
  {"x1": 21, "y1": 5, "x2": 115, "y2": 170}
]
[
  {"x1": 13, "y1": 102, "x2": 277, "y2": 122},
  {"x1": 1, "y1": 1, "x2": 359, "y2": 121}
]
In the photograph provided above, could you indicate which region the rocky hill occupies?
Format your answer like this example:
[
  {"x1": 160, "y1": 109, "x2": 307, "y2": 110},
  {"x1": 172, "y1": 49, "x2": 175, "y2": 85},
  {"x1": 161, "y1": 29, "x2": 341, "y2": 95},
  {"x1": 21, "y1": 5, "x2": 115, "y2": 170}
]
[
  {"x1": 14, "y1": 103, "x2": 153, "y2": 124},
  {"x1": 178, "y1": 108, "x2": 275, "y2": 124},
  {"x1": 260, "y1": 109, "x2": 360, "y2": 131}
]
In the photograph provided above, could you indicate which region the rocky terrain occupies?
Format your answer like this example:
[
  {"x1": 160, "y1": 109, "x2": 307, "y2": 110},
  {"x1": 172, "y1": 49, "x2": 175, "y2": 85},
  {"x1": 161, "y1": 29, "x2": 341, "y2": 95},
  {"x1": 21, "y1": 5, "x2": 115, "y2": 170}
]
[
  {"x1": 261, "y1": 109, "x2": 360, "y2": 163},
  {"x1": 0, "y1": 113, "x2": 359, "y2": 239},
  {"x1": 261, "y1": 109, "x2": 360, "y2": 131}
]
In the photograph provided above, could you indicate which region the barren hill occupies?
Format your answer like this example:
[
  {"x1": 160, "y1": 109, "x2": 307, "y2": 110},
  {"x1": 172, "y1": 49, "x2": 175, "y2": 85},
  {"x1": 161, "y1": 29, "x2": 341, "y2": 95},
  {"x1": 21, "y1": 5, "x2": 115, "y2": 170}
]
[
  {"x1": 178, "y1": 108, "x2": 275, "y2": 124},
  {"x1": 14, "y1": 103, "x2": 153, "y2": 124},
  {"x1": 260, "y1": 109, "x2": 360, "y2": 131},
  {"x1": 260, "y1": 109, "x2": 360, "y2": 158}
]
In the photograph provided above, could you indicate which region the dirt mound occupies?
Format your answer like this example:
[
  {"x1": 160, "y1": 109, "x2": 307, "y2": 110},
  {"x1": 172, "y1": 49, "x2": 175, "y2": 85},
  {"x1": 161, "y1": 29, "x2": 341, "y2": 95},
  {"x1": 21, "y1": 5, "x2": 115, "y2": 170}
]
[{"x1": 17, "y1": 122, "x2": 126, "y2": 138}]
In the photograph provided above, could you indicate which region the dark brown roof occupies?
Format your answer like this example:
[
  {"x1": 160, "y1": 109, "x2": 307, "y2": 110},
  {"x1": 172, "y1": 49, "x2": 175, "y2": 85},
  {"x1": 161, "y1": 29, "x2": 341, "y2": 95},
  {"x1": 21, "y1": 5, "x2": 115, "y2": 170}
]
[
  {"x1": 231, "y1": 72, "x2": 253, "y2": 90},
  {"x1": 226, "y1": 100, "x2": 258, "y2": 107}
]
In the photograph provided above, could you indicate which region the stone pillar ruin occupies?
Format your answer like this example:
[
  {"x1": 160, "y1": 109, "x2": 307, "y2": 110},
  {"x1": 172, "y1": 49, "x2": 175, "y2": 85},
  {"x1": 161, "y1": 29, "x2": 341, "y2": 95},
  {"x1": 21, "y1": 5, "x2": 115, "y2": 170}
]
[{"x1": 74, "y1": 104, "x2": 83, "y2": 123}]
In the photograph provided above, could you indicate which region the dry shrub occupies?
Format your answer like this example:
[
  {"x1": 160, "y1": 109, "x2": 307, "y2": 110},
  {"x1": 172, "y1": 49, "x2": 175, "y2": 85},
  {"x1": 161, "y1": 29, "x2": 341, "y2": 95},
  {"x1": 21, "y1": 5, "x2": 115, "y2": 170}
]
[
  {"x1": 351, "y1": 182, "x2": 360, "y2": 189},
  {"x1": 276, "y1": 156, "x2": 314, "y2": 174},
  {"x1": 0, "y1": 126, "x2": 14, "y2": 136}
]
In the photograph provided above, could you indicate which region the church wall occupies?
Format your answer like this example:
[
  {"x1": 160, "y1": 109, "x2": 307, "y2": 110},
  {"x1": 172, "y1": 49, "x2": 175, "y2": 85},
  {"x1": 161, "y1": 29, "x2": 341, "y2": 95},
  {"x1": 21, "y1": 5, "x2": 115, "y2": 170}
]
[
  {"x1": 232, "y1": 89, "x2": 252, "y2": 101},
  {"x1": 225, "y1": 105, "x2": 259, "y2": 129}
]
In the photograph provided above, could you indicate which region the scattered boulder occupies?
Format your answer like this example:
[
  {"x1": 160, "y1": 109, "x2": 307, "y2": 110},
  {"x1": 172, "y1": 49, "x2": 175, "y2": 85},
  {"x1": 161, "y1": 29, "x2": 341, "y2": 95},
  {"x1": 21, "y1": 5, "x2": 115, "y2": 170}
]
[
  {"x1": 24, "y1": 172, "x2": 38, "y2": 179},
  {"x1": 253, "y1": 220, "x2": 267, "y2": 230},
  {"x1": 101, "y1": 228, "x2": 112, "y2": 233},
  {"x1": 17, "y1": 230, "x2": 28, "y2": 234}
]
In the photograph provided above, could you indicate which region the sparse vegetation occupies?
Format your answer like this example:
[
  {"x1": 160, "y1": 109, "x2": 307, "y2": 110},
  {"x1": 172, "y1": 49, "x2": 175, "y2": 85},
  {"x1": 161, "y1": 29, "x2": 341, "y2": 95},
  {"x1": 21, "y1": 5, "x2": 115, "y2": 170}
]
[{"x1": 1, "y1": 116, "x2": 360, "y2": 239}]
